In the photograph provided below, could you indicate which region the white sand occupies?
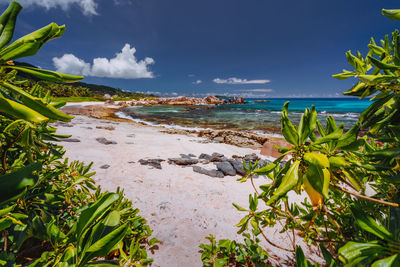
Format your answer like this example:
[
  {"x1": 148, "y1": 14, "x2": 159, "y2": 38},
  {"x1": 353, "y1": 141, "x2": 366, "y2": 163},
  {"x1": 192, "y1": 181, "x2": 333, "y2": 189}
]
[{"x1": 55, "y1": 110, "x2": 321, "y2": 266}]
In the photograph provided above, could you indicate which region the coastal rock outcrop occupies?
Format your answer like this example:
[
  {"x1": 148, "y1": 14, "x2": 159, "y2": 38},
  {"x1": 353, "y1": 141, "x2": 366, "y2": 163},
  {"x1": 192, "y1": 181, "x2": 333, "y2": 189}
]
[
  {"x1": 197, "y1": 130, "x2": 268, "y2": 147},
  {"x1": 128, "y1": 96, "x2": 225, "y2": 106}
]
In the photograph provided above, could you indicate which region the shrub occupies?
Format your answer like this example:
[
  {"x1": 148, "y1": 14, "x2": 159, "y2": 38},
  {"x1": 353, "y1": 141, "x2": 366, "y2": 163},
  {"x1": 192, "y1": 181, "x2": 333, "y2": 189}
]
[
  {"x1": 200, "y1": 7, "x2": 400, "y2": 267},
  {"x1": 0, "y1": 2, "x2": 156, "y2": 265}
]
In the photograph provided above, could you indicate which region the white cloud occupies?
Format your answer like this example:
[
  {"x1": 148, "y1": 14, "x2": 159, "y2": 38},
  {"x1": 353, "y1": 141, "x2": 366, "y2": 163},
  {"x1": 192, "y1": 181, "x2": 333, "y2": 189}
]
[
  {"x1": 11, "y1": 0, "x2": 98, "y2": 15},
  {"x1": 53, "y1": 44, "x2": 155, "y2": 79},
  {"x1": 192, "y1": 80, "x2": 202, "y2": 84},
  {"x1": 213, "y1": 77, "x2": 270, "y2": 84},
  {"x1": 188, "y1": 74, "x2": 195, "y2": 77}
]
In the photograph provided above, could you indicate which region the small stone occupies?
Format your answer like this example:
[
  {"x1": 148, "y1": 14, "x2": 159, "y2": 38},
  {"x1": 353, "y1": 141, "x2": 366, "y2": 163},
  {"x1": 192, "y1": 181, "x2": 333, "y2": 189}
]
[
  {"x1": 168, "y1": 158, "x2": 199, "y2": 165},
  {"x1": 80, "y1": 126, "x2": 93, "y2": 130},
  {"x1": 96, "y1": 126, "x2": 115, "y2": 131},
  {"x1": 125, "y1": 141, "x2": 134, "y2": 144},
  {"x1": 138, "y1": 159, "x2": 164, "y2": 169},
  {"x1": 243, "y1": 153, "x2": 259, "y2": 162},
  {"x1": 211, "y1": 152, "x2": 224, "y2": 158},
  {"x1": 95, "y1": 137, "x2": 117, "y2": 145},
  {"x1": 127, "y1": 134, "x2": 136, "y2": 138},
  {"x1": 128, "y1": 161, "x2": 135, "y2": 164},
  {"x1": 100, "y1": 164, "x2": 110, "y2": 169},
  {"x1": 192, "y1": 166, "x2": 224, "y2": 178}
]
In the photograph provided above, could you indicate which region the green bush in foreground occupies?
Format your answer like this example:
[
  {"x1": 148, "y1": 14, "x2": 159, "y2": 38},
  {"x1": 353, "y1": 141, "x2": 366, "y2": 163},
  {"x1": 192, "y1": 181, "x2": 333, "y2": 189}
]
[
  {"x1": 0, "y1": 2, "x2": 156, "y2": 266},
  {"x1": 200, "y1": 8, "x2": 400, "y2": 267}
]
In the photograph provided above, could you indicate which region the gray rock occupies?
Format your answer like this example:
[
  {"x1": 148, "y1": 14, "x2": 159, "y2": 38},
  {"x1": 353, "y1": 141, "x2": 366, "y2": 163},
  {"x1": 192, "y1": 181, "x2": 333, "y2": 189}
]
[
  {"x1": 61, "y1": 138, "x2": 80, "y2": 143},
  {"x1": 243, "y1": 153, "x2": 259, "y2": 162},
  {"x1": 139, "y1": 159, "x2": 165, "y2": 169},
  {"x1": 180, "y1": 153, "x2": 196, "y2": 159},
  {"x1": 95, "y1": 137, "x2": 117, "y2": 145},
  {"x1": 127, "y1": 134, "x2": 136, "y2": 138},
  {"x1": 227, "y1": 159, "x2": 247, "y2": 176},
  {"x1": 199, "y1": 153, "x2": 227, "y2": 162},
  {"x1": 128, "y1": 161, "x2": 135, "y2": 164},
  {"x1": 192, "y1": 166, "x2": 224, "y2": 178},
  {"x1": 100, "y1": 164, "x2": 110, "y2": 169},
  {"x1": 80, "y1": 126, "x2": 93, "y2": 130},
  {"x1": 212, "y1": 152, "x2": 225, "y2": 158},
  {"x1": 214, "y1": 162, "x2": 236, "y2": 176},
  {"x1": 168, "y1": 158, "x2": 199, "y2": 165},
  {"x1": 125, "y1": 141, "x2": 134, "y2": 144}
]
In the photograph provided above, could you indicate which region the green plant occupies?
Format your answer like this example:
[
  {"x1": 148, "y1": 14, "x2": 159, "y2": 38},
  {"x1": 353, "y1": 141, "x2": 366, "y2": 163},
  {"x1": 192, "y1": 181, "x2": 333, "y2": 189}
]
[
  {"x1": 0, "y1": 2, "x2": 156, "y2": 265},
  {"x1": 200, "y1": 7, "x2": 400, "y2": 267}
]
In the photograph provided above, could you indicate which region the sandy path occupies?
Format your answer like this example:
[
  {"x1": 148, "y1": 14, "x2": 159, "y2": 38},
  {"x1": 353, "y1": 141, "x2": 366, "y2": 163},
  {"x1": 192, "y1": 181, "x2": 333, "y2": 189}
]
[{"x1": 55, "y1": 113, "x2": 318, "y2": 266}]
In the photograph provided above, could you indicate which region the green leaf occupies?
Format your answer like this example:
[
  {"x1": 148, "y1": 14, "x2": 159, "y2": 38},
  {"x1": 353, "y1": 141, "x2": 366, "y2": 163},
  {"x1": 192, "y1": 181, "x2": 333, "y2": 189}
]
[
  {"x1": 328, "y1": 156, "x2": 347, "y2": 170},
  {"x1": 254, "y1": 162, "x2": 276, "y2": 175},
  {"x1": 343, "y1": 82, "x2": 368, "y2": 96},
  {"x1": 267, "y1": 160, "x2": 300, "y2": 205},
  {"x1": 368, "y1": 44, "x2": 387, "y2": 56},
  {"x1": 304, "y1": 152, "x2": 329, "y2": 169},
  {"x1": 319, "y1": 244, "x2": 339, "y2": 267},
  {"x1": 0, "y1": 163, "x2": 41, "y2": 202},
  {"x1": 0, "y1": 1, "x2": 22, "y2": 49},
  {"x1": 232, "y1": 203, "x2": 247, "y2": 212},
  {"x1": 351, "y1": 208, "x2": 392, "y2": 240},
  {"x1": 389, "y1": 207, "x2": 400, "y2": 239},
  {"x1": 0, "y1": 81, "x2": 73, "y2": 121},
  {"x1": 341, "y1": 169, "x2": 362, "y2": 191},
  {"x1": 214, "y1": 258, "x2": 228, "y2": 267},
  {"x1": 305, "y1": 163, "x2": 329, "y2": 198},
  {"x1": 371, "y1": 254, "x2": 400, "y2": 267},
  {"x1": 339, "y1": 241, "x2": 384, "y2": 264},
  {"x1": 0, "y1": 22, "x2": 65, "y2": 62},
  {"x1": 296, "y1": 246, "x2": 311, "y2": 267},
  {"x1": 313, "y1": 124, "x2": 344, "y2": 145},
  {"x1": 0, "y1": 93, "x2": 48, "y2": 122},
  {"x1": 281, "y1": 102, "x2": 299, "y2": 145},
  {"x1": 332, "y1": 70, "x2": 356, "y2": 80},
  {"x1": 382, "y1": 9, "x2": 400, "y2": 21},
  {"x1": 336, "y1": 122, "x2": 360, "y2": 149},
  {"x1": 83, "y1": 224, "x2": 128, "y2": 263},
  {"x1": 8, "y1": 65, "x2": 83, "y2": 83},
  {"x1": 368, "y1": 56, "x2": 400, "y2": 70},
  {"x1": 75, "y1": 193, "x2": 119, "y2": 241}
]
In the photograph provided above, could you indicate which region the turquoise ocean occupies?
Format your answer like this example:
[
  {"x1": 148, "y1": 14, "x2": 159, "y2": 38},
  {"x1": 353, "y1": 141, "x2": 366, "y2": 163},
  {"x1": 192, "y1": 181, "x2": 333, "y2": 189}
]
[{"x1": 120, "y1": 98, "x2": 372, "y2": 133}]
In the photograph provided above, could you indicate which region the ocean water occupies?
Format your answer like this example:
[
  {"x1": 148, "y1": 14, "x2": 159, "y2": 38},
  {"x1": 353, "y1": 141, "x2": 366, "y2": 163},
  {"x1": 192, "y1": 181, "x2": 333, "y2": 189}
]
[{"x1": 121, "y1": 98, "x2": 372, "y2": 133}]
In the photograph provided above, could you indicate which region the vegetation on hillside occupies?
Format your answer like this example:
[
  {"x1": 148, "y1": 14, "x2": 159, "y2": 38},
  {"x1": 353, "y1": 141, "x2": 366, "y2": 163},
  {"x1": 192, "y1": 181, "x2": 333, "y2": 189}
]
[
  {"x1": 0, "y1": 2, "x2": 156, "y2": 265},
  {"x1": 13, "y1": 61, "x2": 155, "y2": 101},
  {"x1": 200, "y1": 8, "x2": 400, "y2": 267}
]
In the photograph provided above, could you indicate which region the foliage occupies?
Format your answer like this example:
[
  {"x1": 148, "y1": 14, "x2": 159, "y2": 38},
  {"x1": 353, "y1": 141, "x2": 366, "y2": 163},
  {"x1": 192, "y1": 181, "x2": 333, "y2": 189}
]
[
  {"x1": 0, "y1": 2, "x2": 156, "y2": 265},
  {"x1": 200, "y1": 7, "x2": 400, "y2": 267}
]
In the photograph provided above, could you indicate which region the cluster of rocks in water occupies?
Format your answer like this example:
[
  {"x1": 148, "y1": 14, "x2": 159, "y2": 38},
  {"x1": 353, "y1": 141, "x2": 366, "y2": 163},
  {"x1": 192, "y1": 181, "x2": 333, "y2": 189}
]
[
  {"x1": 139, "y1": 153, "x2": 272, "y2": 178},
  {"x1": 106, "y1": 96, "x2": 245, "y2": 107}
]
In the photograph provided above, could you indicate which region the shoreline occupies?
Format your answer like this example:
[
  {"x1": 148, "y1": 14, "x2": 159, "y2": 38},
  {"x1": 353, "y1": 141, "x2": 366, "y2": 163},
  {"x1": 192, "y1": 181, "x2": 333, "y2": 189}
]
[
  {"x1": 61, "y1": 102, "x2": 286, "y2": 149},
  {"x1": 57, "y1": 102, "x2": 321, "y2": 266}
]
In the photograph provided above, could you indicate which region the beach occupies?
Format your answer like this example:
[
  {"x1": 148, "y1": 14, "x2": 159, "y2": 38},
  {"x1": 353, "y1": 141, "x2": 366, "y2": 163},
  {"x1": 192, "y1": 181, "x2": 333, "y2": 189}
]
[{"x1": 56, "y1": 102, "x2": 322, "y2": 266}]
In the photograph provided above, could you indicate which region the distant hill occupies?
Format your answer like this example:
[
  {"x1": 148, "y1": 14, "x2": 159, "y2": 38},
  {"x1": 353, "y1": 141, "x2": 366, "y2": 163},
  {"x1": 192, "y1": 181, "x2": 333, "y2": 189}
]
[{"x1": 14, "y1": 61, "x2": 156, "y2": 98}]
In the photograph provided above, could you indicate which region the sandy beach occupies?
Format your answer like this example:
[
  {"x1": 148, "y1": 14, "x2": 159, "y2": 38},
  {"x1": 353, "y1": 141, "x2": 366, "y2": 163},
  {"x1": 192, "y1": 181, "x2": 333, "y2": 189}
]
[{"x1": 55, "y1": 103, "x2": 321, "y2": 266}]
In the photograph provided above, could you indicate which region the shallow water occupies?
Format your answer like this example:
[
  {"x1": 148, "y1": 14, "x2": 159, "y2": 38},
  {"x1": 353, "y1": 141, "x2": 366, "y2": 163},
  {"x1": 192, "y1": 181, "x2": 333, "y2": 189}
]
[{"x1": 121, "y1": 98, "x2": 371, "y2": 133}]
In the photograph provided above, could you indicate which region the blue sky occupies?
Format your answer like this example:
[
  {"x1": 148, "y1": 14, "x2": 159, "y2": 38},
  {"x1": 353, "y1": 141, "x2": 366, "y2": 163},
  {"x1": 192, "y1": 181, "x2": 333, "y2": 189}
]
[{"x1": 2, "y1": 0, "x2": 400, "y2": 97}]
